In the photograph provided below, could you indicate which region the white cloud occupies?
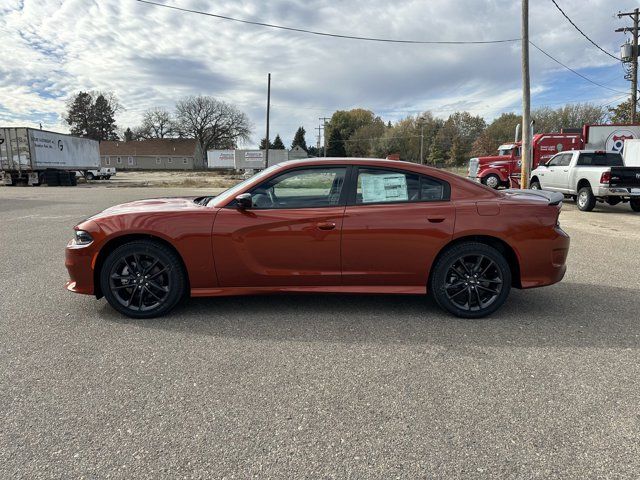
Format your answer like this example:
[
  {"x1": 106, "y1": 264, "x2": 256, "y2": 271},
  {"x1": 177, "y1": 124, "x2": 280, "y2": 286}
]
[{"x1": 0, "y1": 0, "x2": 635, "y2": 147}]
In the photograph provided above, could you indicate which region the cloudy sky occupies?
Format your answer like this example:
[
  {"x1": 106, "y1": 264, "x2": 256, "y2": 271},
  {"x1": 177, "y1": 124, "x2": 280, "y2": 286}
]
[{"x1": 0, "y1": 0, "x2": 637, "y2": 147}]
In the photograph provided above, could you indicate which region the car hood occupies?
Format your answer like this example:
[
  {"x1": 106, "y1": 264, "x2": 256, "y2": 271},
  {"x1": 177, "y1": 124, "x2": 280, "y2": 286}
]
[{"x1": 88, "y1": 197, "x2": 206, "y2": 220}]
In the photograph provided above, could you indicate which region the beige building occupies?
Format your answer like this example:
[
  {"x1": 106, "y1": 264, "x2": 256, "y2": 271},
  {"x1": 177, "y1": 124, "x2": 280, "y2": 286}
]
[{"x1": 99, "y1": 139, "x2": 202, "y2": 170}]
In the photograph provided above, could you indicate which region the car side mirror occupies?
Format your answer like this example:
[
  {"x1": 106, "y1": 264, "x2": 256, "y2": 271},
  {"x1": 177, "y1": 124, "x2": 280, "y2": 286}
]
[{"x1": 235, "y1": 193, "x2": 252, "y2": 210}]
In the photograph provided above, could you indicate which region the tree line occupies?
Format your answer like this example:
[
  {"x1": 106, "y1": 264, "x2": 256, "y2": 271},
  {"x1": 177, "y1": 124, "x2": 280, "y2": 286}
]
[
  {"x1": 64, "y1": 90, "x2": 634, "y2": 166},
  {"x1": 318, "y1": 103, "x2": 618, "y2": 165}
]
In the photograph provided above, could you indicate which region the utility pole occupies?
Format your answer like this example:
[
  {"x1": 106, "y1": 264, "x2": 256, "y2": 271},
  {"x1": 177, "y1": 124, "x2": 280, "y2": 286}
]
[
  {"x1": 418, "y1": 116, "x2": 425, "y2": 164},
  {"x1": 520, "y1": 0, "x2": 531, "y2": 189},
  {"x1": 319, "y1": 117, "x2": 330, "y2": 157},
  {"x1": 316, "y1": 124, "x2": 323, "y2": 157},
  {"x1": 265, "y1": 73, "x2": 271, "y2": 169},
  {"x1": 616, "y1": 9, "x2": 639, "y2": 123}
]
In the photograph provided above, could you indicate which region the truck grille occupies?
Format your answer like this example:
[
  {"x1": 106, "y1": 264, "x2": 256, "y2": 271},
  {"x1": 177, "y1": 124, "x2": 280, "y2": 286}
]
[{"x1": 468, "y1": 158, "x2": 479, "y2": 178}]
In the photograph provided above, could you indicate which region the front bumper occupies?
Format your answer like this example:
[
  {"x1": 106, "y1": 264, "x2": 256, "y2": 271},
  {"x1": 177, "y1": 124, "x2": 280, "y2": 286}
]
[{"x1": 65, "y1": 241, "x2": 97, "y2": 295}]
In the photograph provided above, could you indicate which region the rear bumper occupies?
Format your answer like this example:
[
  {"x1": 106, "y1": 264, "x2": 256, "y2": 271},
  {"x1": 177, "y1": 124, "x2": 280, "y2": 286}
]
[
  {"x1": 516, "y1": 226, "x2": 570, "y2": 289},
  {"x1": 65, "y1": 242, "x2": 96, "y2": 295},
  {"x1": 595, "y1": 186, "x2": 640, "y2": 197}
]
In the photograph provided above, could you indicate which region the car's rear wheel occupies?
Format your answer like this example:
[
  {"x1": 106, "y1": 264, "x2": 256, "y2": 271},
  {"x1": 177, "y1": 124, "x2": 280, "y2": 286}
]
[
  {"x1": 430, "y1": 242, "x2": 511, "y2": 319},
  {"x1": 100, "y1": 240, "x2": 186, "y2": 318},
  {"x1": 631, "y1": 198, "x2": 640, "y2": 212},
  {"x1": 577, "y1": 187, "x2": 596, "y2": 212},
  {"x1": 482, "y1": 174, "x2": 501, "y2": 189}
]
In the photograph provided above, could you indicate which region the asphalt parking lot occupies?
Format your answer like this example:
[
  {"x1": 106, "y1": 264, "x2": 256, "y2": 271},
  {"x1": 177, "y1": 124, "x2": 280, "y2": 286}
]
[{"x1": 1, "y1": 185, "x2": 639, "y2": 479}]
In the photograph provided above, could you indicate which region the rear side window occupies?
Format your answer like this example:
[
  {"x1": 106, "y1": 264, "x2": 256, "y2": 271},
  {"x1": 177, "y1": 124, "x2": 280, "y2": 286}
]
[
  {"x1": 355, "y1": 168, "x2": 449, "y2": 204},
  {"x1": 577, "y1": 152, "x2": 623, "y2": 166}
]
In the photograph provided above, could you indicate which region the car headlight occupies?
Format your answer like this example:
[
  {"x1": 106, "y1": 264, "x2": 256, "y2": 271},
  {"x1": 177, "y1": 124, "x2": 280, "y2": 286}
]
[{"x1": 74, "y1": 230, "x2": 93, "y2": 245}]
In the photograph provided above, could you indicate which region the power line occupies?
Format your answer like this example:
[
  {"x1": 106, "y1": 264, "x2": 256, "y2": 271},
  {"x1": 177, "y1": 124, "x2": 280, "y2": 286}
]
[
  {"x1": 529, "y1": 41, "x2": 628, "y2": 95},
  {"x1": 550, "y1": 0, "x2": 620, "y2": 62},
  {"x1": 136, "y1": 0, "x2": 520, "y2": 45}
]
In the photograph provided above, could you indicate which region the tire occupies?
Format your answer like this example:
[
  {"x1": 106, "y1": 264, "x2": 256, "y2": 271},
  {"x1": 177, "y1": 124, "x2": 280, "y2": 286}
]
[
  {"x1": 58, "y1": 171, "x2": 72, "y2": 186},
  {"x1": 105, "y1": 175, "x2": 111, "y2": 180},
  {"x1": 482, "y1": 174, "x2": 501, "y2": 189},
  {"x1": 429, "y1": 242, "x2": 512, "y2": 319},
  {"x1": 631, "y1": 198, "x2": 640, "y2": 212},
  {"x1": 100, "y1": 240, "x2": 187, "y2": 319},
  {"x1": 85, "y1": 172, "x2": 94, "y2": 180},
  {"x1": 530, "y1": 180, "x2": 541, "y2": 190},
  {"x1": 45, "y1": 170, "x2": 59, "y2": 186},
  {"x1": 70, "y1": 174, "x2": 77, "y2": 186},
  {"x1": 577, "y1": 186, "x2": 596, "y2": 212}
]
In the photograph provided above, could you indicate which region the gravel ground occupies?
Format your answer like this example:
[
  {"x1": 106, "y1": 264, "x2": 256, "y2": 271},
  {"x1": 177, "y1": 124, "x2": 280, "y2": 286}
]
[{"x1": 1, "y1": 186, "x2": 639, "y2": 479}]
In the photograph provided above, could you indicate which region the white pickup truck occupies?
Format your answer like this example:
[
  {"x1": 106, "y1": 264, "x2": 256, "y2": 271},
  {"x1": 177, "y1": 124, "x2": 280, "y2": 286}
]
[
  {"x1": 529, "y1": 150, "x2": 640, "y2": 212},
  {"x1": 77, "y1": 167, "x2": 116, "y2": 180}
]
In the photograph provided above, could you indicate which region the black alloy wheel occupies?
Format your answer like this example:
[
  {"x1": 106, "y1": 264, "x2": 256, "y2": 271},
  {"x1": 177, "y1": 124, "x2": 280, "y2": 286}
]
[
  {"x1": 430, "y1": 242, "x2": 511, "y2": 318},
  {"x1": 101, "y1": 241, "x2": 186, "y2": 318}
]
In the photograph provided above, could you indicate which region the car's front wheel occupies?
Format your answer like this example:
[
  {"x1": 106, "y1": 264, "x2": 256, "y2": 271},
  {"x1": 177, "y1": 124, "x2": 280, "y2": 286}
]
[
  {"x1": 100, "y1": 240, "x2": 186, "y2": 318},
  {"x1": 429, "y1": 242, "x2": 512, "y2": 319}
]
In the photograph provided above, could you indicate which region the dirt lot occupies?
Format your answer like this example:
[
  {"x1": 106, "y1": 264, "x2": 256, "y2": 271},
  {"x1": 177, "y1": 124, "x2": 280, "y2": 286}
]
[
  {"x1": 1, "y1": 185, "x2": 639, "y2": 479},
  {"x1": 86, "y1": 170, "x2": 244, "y2": 189}
]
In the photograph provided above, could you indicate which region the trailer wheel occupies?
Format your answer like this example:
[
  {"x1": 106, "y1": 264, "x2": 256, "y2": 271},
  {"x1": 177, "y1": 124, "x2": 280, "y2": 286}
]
[
  {"x1": 45, "y1": 170, "x2": 60, "y2": 186},
  {"x1": 85, "y1": 172, "x2": 94, "y2": 181},
  {"x1": 631, "y1": 198, "x2": 640, "y2": 212},
  {"x1": 482, "y1": 174, "x2": 501, "y2": 189}
]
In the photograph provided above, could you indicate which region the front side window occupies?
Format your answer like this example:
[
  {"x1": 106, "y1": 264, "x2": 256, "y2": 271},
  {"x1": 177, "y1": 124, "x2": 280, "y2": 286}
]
[
  {"x1": 250, "y1": 167, "x2": 346, "y2": 209},
  {"x1": 547, "y1": 154, "x2": 564, "y2": 167},
  {"x1": 355, "y1": 168, "x2": 447, "y2": 204}
]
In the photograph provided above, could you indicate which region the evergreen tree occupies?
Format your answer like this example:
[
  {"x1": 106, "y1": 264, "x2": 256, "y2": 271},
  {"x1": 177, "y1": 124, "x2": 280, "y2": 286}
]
[
  {"x1": 326, "y1": 128, "x2": 346, "y2": 157},
  {"x1": 65, "y1": 91, "x2": 119, "y2": 141},
  {"x1": 93, "y1": 94, "x2": 118, "y2": 141},
  {"x1": 259, "y1": 137, "x2": 273, "y2": 149},
  {"x1": 65, "y1": 92, "x2": 94, "y2": 138},
  {"x1": 272, "y1": 134, "x2": 285, "y2": 149},
  {"x1": 291, "y1": 126, "x2": 307, "y2": 151},
  {"x1": 124, "y1": 127, "x2": 134, "y2": 142}
]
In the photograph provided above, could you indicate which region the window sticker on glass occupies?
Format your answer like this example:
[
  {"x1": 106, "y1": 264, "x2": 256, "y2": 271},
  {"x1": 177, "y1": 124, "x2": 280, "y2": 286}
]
[{"x1": 361, "y1": 173, "x2": 408, "y2": 203}]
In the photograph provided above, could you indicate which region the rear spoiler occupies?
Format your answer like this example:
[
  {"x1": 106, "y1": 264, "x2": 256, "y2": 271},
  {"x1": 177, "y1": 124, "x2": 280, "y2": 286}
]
[{"x1": 502, "y1": 189, "x2": 564, "y2": 206}]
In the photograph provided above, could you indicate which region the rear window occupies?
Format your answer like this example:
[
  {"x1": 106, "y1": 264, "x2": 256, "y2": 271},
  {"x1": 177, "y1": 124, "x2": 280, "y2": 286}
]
[{"x1": 577, "y1": 152, "x2": 623, "y2": 166}]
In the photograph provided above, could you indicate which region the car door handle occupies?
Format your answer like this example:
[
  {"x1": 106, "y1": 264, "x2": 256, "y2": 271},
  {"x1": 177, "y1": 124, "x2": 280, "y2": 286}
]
[
  {"x1": 316, "y1": 222, "x2": 336, "y2": 230},
  {"x1": 427, "y1": 217, "x2": 445, "y2": 223},
  {"x1": 563, "y1": 169, "x2": 569, "y2": 172}
]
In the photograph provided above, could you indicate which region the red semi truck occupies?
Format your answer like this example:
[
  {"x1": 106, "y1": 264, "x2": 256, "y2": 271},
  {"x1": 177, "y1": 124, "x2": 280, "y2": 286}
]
[{"x1": 468, "y1": 124, "x2": 640, "y2": 189}]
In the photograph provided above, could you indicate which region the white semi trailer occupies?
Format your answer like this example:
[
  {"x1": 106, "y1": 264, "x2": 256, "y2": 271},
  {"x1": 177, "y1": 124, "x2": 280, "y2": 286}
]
[{"x1": 0, "y1": 127, "x2": 100, "y2": 186}]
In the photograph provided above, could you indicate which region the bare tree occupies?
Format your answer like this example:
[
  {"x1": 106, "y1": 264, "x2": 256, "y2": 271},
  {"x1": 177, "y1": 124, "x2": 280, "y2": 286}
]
[
  {"x1": 136, "y1": 107, "x2": 175, "y2": 139},
  {"x1": 174, "y1": 96, "x2": 252, "y2": 166}
]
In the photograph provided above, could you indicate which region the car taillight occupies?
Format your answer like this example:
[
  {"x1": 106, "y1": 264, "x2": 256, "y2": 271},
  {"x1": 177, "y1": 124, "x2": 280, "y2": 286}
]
[{"x1": 600, "y1": 171, "x2": 611, "y2": 184}]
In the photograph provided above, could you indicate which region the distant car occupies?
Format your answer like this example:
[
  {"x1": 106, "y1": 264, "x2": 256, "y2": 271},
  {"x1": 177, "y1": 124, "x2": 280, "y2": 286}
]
[
  {"x1": 65, "y1": 158, "x2": 570, "y2": 319},
  {"x1": 529, "y1": 150, "x2": 640, "y2": 212}
]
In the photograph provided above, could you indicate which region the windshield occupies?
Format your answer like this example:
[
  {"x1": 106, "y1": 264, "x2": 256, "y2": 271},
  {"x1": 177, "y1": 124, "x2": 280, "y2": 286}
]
[
  {"x1": 498, "y1": 149, "x2": 511, "y2": 156},
  {"x1": 208, "y1": 164, "x2": 281, "y2": 206}
]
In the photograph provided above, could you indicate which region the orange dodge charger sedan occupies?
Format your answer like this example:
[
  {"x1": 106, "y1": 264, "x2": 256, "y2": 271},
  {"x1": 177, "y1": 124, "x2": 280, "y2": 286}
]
[{"x1": 66, "y1": 158, "x2": 569, "y2": 319}]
